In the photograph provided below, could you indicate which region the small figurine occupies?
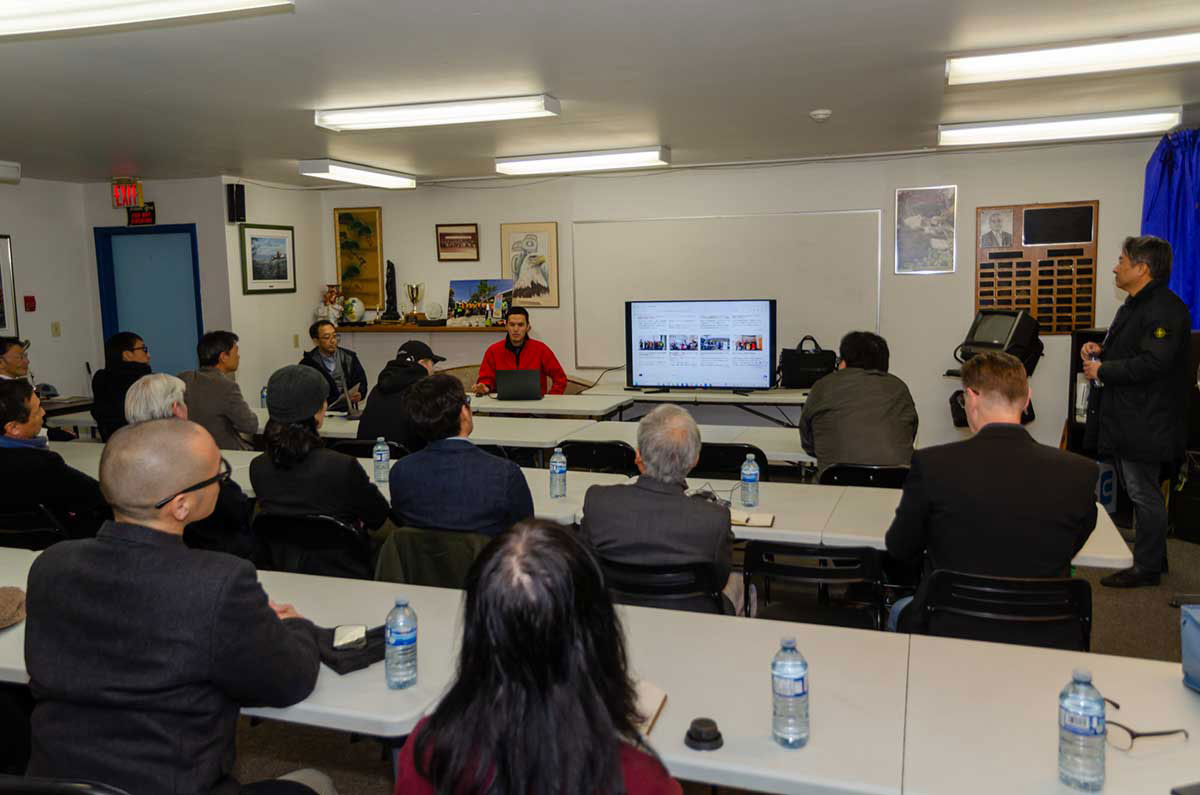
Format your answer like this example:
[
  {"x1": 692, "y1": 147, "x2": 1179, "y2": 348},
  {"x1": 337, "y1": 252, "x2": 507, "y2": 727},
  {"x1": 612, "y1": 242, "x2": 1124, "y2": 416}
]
[
  {"x1": 314, "y1": 283, "x2": 344, "y2": 324},
  {"x1": 382, "y1": 260, "x2": 401, "y2": 321}
]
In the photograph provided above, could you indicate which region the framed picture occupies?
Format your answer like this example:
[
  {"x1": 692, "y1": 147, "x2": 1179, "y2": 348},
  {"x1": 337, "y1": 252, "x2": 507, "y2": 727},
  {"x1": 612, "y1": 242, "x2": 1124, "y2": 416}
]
[
  {"x1": 978, "y1": 208, "x2": 1014, "y2": 248},
  {"x1": 0, "y1": 235, "x2": 17, "y2": 336},
  {"x1": 436, "y1": 223, "x2": 480, "y2": 261},
  {"x1": 895, "y1": 185, "x2": 957, "y2": 274},
  {"x1": 500, "y1": 221, "x2": 558, "y2": 308},
  {"x1": 239, "y1": 224, "x2": 296, "y2": 294},
  {"x1": 447, "y1": 278, "x2": 514, "y2": 326},
  {"x1": 335, "y1": 207, "x2": 384, "y2": 307}
]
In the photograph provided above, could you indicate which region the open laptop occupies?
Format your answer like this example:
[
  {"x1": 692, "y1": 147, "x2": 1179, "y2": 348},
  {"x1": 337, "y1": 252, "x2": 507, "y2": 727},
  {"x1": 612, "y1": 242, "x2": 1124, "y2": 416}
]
[
  {"x1": 495, "y1": 369, "x2": 542, "y2": 401},
  {"x1": 327, "y1": 381, "x2": 364, "y2": 419}
]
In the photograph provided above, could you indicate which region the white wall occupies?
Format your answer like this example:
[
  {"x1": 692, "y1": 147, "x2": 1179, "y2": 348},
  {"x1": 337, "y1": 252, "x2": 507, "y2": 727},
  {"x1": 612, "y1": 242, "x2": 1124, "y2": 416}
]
[
  {"x1": 317, "y1": 137, "x2": 1157, "y2": 449},
  {"x1": 0, "y1": 177, "x2": 96, "y2": 395}
]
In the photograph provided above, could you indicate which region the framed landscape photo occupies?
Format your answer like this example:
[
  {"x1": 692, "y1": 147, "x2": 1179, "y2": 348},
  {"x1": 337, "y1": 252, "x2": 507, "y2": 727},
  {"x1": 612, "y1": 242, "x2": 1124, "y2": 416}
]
[
  {"x1": 500, "y1": 221, "x2": 559, "y2": 308},
  {"x1": 895, "y1": 185, "x2": 957, "y2": 274},
  {"x1": 436, "y1": 223, "x2": 480, "y2": 261},
  {"x1": 239, "y1": 224, "x2": 296, "y2": 294},
  {"x1": 0, "y1": 235, "x2": 17, "y2": 336},
  {"x1": 336, "y1": 207, "x2": 384, "y2": 307}
]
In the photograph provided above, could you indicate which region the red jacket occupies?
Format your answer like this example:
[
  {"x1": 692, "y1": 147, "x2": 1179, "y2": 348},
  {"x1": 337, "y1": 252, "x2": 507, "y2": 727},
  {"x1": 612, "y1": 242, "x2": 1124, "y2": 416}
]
[{"x1": 477, "y1": 337, "x2": 567, "y2": 395}]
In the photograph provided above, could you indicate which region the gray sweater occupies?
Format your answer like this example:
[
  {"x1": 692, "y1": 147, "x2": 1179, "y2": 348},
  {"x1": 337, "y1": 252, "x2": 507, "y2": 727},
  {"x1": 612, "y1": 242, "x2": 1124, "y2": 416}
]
[{"x1": 799, "y1": 367, "x2": 918, "y2": 477}]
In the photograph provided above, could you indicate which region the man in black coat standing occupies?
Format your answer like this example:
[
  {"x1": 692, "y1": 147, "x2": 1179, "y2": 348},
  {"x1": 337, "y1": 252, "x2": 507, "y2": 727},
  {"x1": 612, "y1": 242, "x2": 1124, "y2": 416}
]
[
  {"x1": 1083, "y1": 235, "x2": 1192, "y2": 588},
  {"x1": 356, "y1": 340, "x2": 444, "y2": 452}
]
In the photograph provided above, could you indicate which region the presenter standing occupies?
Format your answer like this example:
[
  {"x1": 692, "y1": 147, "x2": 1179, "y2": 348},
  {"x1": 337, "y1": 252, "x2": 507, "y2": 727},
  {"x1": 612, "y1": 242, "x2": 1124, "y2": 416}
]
[{"x1": 473, "y1": 307, "x2": 567, "y2": 396}]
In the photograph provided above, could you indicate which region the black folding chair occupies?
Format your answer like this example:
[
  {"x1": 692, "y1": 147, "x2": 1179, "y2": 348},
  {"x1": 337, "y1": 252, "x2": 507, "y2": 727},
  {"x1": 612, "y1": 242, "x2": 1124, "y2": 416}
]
[
  {"x1": 252, "y1": 513, "x2": 374, "y2": 580},
  {"x1": 598, "y1": 558, "x2": 727, "y2": 615},
  {"x1": 326, "y1": 439, "x2": 408, "y2": 460},
  {"x1": 742, "y1": 541, "x2": 884, "y2": 629},
  {"x1": 819, "y1": 464, "x2": 909, "y2": 488},
  {"x1": 0, "y1": 505, "x2": 68, "y2": 551},
  {"x1": 691, "y1": 443, "x2": 771, "y2": 483},
  {"x1": 0, "y1": 776, "x2": 132, "y2": 795},
  {"x1": 912, "y1": 570, "x2": 1093, "y2": 651},
  {"x1": 558, "y1": 441, "x2": 638, "y2": 476}
]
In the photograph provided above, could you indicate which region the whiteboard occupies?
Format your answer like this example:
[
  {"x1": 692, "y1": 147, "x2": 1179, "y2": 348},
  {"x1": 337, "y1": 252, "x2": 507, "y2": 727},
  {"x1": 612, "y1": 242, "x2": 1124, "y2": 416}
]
[{"x1": 572, "y1": 211, "x2": 881, "y2": 368}]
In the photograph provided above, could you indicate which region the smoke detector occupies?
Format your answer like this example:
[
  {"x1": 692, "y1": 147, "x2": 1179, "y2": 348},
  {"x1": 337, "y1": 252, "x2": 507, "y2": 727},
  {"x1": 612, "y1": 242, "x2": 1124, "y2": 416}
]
[{"x1": 809, "y1": 109, "x2": 833, "y2": 123}]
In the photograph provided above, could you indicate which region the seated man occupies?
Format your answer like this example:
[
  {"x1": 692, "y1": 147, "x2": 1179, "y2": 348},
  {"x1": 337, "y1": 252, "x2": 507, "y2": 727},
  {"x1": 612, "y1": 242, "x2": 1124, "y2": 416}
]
[
  {"x1": 579, "y1": 403, "x2": 740, "y2": 613},
  {"x1": 884, "y1": 351, "x2": 1098, "y2": 631},
  {"x1": 125, "y1": 374, "x2": 256, "y2": 560},
  {"x1": 24, "y1": 419, "x2": 333, "y2": 795},
  {"x1": 299, "y1": 320, "x2": 368, "y2": 408},
  {"x1": 390, "y1": 373, "x2": 534, "y2": 535},
  {"x1": 0, "y1": 336, "x2": 29, "y2": 381},
  {"x1": 0, "y1": 380, "x2": 107, "y2": 537},
  {"x1": 178, "y1": 330, "x2": 259, "y2": 450},
  {"x1": 357, "y1": 340, "x2": 444, "y2": 453},
  {"x1": 800, "y1": 330, "x2": 918, "y2": 479},
  {"x1": 91, "y1": 331, "x2": 151, "y2": 440},
  {"x1": 472, "y1": 307, "x2": 567, "y2": 396}
]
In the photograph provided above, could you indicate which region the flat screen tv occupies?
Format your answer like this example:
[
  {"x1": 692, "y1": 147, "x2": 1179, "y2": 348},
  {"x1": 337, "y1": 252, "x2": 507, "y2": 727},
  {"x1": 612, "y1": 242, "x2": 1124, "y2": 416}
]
[{"x1": 625, "y1": 299, "x2": 777, "y2": 389}]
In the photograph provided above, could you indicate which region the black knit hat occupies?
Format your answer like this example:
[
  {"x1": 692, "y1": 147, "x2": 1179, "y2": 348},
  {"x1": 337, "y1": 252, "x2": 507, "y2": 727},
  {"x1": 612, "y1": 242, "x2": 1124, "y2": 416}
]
[{"x1": 266, "y1": 365, "x2": 327, "y2": 424}]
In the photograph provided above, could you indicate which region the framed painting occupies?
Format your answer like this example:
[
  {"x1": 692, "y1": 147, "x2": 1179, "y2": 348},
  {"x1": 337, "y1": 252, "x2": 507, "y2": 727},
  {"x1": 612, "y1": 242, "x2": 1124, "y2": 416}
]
[
  {"x1": 500, "y1": 221, "x2": 558, "y2": 308},
  {"x1": 895, "y1": 185, "x2": 956, "y2": 274},
  {"x1": 336, "y1": 207, "x2": 384, "y2": 307},
  {"x1": 0, "y1": 235, "x2": 17, "y2": 336},
  {"x1": 239, "y1": 224, "x2": 296, "y2": 294},
  {"x1": 436, "y1": 223, "x2": 480, "y2": 261}
]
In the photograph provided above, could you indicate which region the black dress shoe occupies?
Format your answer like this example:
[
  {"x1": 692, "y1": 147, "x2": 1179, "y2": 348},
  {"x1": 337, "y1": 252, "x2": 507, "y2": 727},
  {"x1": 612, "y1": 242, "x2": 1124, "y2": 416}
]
[{"x1": 1100, "y1": 566, "x2": 1161, "y2": 588}]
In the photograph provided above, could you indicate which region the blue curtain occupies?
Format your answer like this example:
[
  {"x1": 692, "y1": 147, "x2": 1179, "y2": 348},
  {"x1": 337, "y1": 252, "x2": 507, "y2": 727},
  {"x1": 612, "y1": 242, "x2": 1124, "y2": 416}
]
[{"x1": 1142, "y1": 129, "x2": 1200, "y2": 328}]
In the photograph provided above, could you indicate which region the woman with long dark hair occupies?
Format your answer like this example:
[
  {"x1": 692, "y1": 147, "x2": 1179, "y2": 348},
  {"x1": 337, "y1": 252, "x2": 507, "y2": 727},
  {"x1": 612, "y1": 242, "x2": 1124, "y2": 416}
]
[{"x1": 395, "y1": 519, "x2": 680, "y2": 795}]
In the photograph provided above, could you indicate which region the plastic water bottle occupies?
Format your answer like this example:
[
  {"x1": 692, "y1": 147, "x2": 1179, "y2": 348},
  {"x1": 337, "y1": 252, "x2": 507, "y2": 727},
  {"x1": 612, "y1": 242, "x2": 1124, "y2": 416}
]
[
  {"x1": 1058, "y1": 668, "x2": 1105, "y2": 791},
  {"x1": 549, "y1": 447, "x2": 567, "y2": 499},
  {"x1": 384, "y1": 597, "x2": 418, "y2": 689},
  {"x1": 771, "y1": 637, "x2": 809, "y2": 748},
  {"x1": 260, "y1": 386, "x2": 268, "y2": 408},
  {"x1": 741, "y1": 453, "x2": 760, "y2": 508},
  {"x1": 373, "y1": 437, "x2": 390, "y2": 483}
]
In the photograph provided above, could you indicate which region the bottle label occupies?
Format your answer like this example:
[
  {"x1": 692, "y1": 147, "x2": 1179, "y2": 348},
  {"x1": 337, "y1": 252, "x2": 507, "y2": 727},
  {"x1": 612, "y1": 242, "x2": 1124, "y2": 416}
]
[
  {"x1": 550, "y1": 462, "x2": 567, "y2": 475},
  {"x1": 742, "y1": 473, "x2": 758, "y2": 483},
  {"x1": 773, "y1": 673, "x2": 807, "y2": 697},
  {"x1": 386, "y1": 628, "x2": 416, "y2": 647},
  {"x1": 1059, "y1": 707, "x2": 1104, "y2": 736},
  {"x1": 375, "y1": 451, "x2": 388, "y2": 462}
]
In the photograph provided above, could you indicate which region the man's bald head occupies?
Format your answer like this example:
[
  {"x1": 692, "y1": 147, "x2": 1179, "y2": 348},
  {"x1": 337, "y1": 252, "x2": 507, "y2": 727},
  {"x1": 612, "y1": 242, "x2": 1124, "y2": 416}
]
[{"x1": 100, "y1": 419, "x2": 219, "y2": 519}]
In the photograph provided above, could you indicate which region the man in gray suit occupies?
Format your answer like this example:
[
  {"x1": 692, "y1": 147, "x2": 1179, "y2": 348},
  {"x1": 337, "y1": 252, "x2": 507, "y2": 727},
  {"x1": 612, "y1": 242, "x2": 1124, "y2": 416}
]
[
  {"x1": 580, "y1": 404, "x2": 740, "y2": 613},
  {"x1": 179, "y1": 330, "x2": 259, "y2": 450}
]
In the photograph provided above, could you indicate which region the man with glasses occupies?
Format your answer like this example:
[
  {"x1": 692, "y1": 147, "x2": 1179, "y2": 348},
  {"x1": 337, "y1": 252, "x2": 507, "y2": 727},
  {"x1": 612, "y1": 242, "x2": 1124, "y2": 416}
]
[
  {"x1": 299, "y1": 320, "x2": 368, "y2": 409},
  {"x1": 24, "y1": 418, "x2": 336, "y2": 795},
  {"x1": 90, "y1": 331, "x2": 152, "y2": 441},
  {"x1": 389, "y1": 373, "x2": 533, "y2": 536},
  {"x1": 0, "y1": 336, "x2": 30, "y2": 381}
]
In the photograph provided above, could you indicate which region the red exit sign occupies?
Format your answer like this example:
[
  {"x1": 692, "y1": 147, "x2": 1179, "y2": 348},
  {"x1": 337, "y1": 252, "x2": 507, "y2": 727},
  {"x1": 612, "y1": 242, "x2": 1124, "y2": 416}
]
[{"x1": 111, "y1": 179, "x2": 143, "y2": 209}]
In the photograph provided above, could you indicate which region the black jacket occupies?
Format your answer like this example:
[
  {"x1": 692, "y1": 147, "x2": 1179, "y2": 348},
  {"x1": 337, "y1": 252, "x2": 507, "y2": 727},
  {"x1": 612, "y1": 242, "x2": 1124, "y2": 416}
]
[
  {"x1": 182, "y1": 479, "x2": 257, "y2": 560},
  {"x1": 1085, "y1": 279, "x2": 1192, "y2": 463},
  {"x1": 0, "y1": 445, "x2": 108, "y2": 537},
  {"x1": 250, "y1": 446, "x2": 390, "y2": 530},
  {"x1": 25, "y1": 521, "x2": 320, "y2": 795},
  {"x1": 90, "y1": 361, "x2": 152, "y2": 441},
  {"x1": 356, "y1": 358, "x2": 427, "y2": 452},
  {"x1": 298, "y1": 347, "x2": 368, "y2": 408}
]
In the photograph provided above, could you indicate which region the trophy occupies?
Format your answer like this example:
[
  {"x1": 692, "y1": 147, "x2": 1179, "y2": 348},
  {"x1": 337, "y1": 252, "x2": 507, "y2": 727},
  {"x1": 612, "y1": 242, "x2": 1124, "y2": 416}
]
[{"x1": 404, "y1": 283, "x2": 424, "y2": 323}]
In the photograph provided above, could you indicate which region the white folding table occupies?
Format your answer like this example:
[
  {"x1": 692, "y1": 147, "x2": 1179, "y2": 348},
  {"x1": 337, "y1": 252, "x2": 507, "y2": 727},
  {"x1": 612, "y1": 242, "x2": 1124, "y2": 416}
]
[{"x1": 468, "y1": 394, "x2": 633, "y2": 420}]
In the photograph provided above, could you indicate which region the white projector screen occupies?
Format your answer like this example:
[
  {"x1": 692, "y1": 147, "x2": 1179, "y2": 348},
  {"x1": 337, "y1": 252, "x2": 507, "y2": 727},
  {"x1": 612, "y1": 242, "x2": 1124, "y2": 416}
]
[{"x1": 572, "y1": 211, "x2": 881, "y2": 369}]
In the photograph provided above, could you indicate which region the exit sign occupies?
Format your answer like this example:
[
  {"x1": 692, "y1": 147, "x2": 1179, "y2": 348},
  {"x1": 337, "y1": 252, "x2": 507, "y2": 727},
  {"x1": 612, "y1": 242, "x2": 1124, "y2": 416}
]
[{"x1": 111, "y1": 179, "x2": 143, "y2": 209}]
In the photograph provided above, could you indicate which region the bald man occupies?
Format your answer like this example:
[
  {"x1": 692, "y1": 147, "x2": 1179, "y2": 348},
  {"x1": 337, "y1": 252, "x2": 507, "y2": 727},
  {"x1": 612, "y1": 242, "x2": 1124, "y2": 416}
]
[{"x1": 24, "y1": 420, "x2": 335, "y2": 795}]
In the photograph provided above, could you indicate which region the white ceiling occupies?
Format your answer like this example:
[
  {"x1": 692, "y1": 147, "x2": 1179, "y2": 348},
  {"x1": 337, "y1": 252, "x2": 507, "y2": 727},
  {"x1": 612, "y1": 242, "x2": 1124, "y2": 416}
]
[{"x1": 2, "y1": 0, "x2": 1200, "y2": 184}]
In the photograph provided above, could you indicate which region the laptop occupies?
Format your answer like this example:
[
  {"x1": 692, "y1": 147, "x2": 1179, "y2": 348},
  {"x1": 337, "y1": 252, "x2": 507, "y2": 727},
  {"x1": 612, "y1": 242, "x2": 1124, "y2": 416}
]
[
  {"x1": 495, "y1": 369, "x2": 542, "y2": 401},
  {"x1": 328, "y1": 382, "x2": 364, "y2": 419}
]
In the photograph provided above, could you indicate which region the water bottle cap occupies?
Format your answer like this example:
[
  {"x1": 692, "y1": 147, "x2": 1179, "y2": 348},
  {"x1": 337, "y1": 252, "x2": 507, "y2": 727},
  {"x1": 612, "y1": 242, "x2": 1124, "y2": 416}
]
[
  {"x1": 746, "y1": 453, "x2": 755, "y2": 461},
  {"x1": 554, "y1": 447, "x2": 562, "y2": 453},
  {"x1": 376, "y1": 437, "x2": 385, "y2": 442},
  {"x1": 781, "y1": 636, "x2": 796, "y2": 649},
  {"x1": 394, "y1": 597, "x2": 409, "y2": 607},
  {"x1": 1072, "y1": 667, "x2": 1092, "y2": 683}
]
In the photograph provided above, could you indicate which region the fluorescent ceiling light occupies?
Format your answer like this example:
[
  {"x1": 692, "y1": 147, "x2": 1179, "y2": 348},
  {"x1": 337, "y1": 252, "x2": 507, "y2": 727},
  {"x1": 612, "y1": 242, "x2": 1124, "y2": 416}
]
[
  {"x1": 947, "y1": 31, "x2": 1200, "y2": 84},
  {"x1": 0, "y1": 160, "x2": 18, "y2": 184},
  {"x1": 495, "y1": 146, "x2": 670, "y2": 175},
  {"x1": 315, "y1": 95, "x2": 560, "y2": 131},
  {"x1": 298, "y1": 159, "x2": 416, "y2": 189},
  {"x1": 0, "y1": 0, "x2": 293, "y2": 37},
  {"x1": 938, "y1": 107, "x2": 1181, "y2": 147}
]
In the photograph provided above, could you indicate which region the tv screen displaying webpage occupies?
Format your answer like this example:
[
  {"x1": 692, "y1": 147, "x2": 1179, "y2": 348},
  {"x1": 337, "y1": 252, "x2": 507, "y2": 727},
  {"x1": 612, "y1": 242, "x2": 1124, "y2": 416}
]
[{"x1": 625, "y1": 299, "x2": 777, "y2": 389}]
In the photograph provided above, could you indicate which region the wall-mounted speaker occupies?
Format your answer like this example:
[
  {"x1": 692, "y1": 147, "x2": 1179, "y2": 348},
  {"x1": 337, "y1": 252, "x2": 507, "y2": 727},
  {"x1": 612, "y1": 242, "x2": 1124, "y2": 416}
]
[{"x1": 226, "y1": 183, "x2": 246, "y2": 223}]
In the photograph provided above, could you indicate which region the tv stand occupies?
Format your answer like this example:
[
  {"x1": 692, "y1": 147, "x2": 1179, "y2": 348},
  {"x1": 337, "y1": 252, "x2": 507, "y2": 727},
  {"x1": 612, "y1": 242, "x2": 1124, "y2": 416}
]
[{"x1": 645, "y1": 387, "x2": 671, "y2": 394}]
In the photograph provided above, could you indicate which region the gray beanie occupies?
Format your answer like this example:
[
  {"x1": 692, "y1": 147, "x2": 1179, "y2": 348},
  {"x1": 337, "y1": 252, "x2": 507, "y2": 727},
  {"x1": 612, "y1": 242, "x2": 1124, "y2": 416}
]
[{"x1": 267, "y1": 365, "x2": 327, "y2": 424}]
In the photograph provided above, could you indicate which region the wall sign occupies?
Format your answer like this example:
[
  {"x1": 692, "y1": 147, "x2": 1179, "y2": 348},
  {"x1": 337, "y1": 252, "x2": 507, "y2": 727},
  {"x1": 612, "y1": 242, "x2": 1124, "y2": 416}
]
[
  {"x1": 127, "y1": 202, "x2": 156, "y2": 226},
  {"x1": 111, "y1": 178, "x2": 143, "y2": 209}
]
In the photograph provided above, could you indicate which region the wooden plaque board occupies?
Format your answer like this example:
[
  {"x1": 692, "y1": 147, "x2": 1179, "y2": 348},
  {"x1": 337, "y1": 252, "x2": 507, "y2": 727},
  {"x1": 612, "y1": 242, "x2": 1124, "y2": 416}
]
[{"x1": 975, "y1": 200, "x2": 1099, "y2": 335}]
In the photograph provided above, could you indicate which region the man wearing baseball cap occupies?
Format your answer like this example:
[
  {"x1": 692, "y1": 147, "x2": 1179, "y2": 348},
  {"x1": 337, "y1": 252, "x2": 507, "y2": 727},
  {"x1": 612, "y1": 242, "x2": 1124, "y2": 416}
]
[{"x1": 357, "y1": 340, "x2": 445, "y2": 453}]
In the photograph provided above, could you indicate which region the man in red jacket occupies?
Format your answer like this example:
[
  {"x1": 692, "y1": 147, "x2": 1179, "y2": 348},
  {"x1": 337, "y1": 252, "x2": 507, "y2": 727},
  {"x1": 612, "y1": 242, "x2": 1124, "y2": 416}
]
[{"x1": 473, "y1": 307, "x2": 567, "y2": 396}]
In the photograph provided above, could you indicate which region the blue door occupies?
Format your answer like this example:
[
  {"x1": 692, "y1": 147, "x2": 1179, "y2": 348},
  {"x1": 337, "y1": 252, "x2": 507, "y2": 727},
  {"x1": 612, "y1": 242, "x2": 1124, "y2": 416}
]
[{"x1": 95, "y1": 225, "x2": 203, "y2": 376}]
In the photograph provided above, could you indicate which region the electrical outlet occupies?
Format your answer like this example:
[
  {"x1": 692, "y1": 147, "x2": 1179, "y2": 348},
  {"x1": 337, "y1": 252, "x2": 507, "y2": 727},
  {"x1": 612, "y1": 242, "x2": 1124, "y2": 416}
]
[
  {"x1": 292, "y1": 334, "x2": 300, "y2": 349},
  {"x1": 50, "y1": 321, "x2": 61, "y2": 338}
]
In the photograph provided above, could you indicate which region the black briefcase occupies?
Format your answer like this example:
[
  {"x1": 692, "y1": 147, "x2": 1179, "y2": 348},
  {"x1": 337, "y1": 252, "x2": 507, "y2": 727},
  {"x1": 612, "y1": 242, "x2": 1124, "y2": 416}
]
[{"x1": 779, "y1": 336, "x2": 836, "y2": 388}]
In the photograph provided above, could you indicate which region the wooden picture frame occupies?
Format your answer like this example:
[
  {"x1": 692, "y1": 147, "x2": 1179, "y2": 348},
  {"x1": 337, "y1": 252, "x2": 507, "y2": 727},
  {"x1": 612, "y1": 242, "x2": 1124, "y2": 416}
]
[
  {"x1": 895, "y1": 185, "x2": 957, "y2": 274},
  {"x1": 239, "y1": 224, "x2": 296, "y2": 295},
  {"x1": 335, "y1": 207, "x2": 384, "y2": 307},
  {"x1": 500, "y1": 221, "x2": 559, "y2": 308},
  {"x1": 436, "y1": 223, "x2": 480, "y2": 261}
]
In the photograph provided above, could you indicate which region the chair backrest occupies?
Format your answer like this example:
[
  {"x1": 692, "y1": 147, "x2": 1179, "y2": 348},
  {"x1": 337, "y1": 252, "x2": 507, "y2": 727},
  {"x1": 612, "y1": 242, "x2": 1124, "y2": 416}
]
[
  {"x1": 0, "y1": 505, "x2": 67, "y2": 551},
  {"x1": 0, "y1": 776, "x2": 133, "y2": 795},
  {"x1": 692, "y1": 443, "x2": 771, "y2": 482},
  {"x1": 375, "y1": 525, "x2": 491, "y2": 589},
  {"x1": 742, "y1": 540, "x2": 883, "y2": 585},
  {"x1": 438, "y1": 366, "x2": 479, "y2": 393},
  {"x1": 819, "y1": 464, "x2": 909, "y2": 488},
  {"x1": 252, "y1": 513, "x2": 373, "y2": 580},
  {"x1": 598, "y1": 557, "x2": 725, "y2": 614},
  {"x1": 558, "y1": 441, "x2": 638, "y2": 476},
  {"x1": 914, "y1": 569, "x2": 1093, "y2": 651},
  {"x1": 327, "y1": 438, "x2": 408, "y2": 460}
]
